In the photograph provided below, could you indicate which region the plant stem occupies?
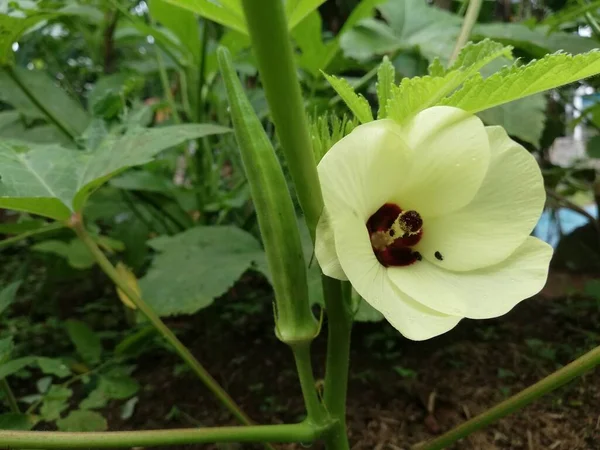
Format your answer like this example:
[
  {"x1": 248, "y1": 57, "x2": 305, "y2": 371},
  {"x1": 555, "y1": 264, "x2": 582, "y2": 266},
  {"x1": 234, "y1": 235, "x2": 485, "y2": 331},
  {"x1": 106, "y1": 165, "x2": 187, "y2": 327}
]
[
  {"x1": 0, "y1": 422, "x2": 323, "y2": 449},
  {"x1": 415, "y1": 344, "x2": 600, "y2": 450},
  {"x1": 241, "y1": 0, "x2": 323, "y2": 237},
  {"x1": 321, "y1": 277, "x2": 352, "y2": 450},
  {"x1": 0, "y1": 222, "x2": 65, "y2": 251},
  {"x1": 291, "y1": 343, "x2": 327, "y2": 424},
  {"x1": 70, "y1": 216, "x2": 256, "y2": 429},
  {"x1": 4, "y1": 66, "x2": 77, "y2": 142},
  {"x1": 449, "y1": 0, "x2": 483, "y2": 64},
  {"x1": 0, "y1": 378, "x2": 20, "y2": 413}
]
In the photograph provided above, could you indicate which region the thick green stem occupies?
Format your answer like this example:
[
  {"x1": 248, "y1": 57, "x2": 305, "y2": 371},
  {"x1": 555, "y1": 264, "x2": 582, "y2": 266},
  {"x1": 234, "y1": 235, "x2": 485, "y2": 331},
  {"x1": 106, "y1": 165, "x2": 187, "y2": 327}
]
[
  {"x1": 415, "y1": 344, "x2": 600, "y2": 450},
  {"x1": 449, "y1": 0, "x2": 483, "y2": 64},
  {"x1": 0, "y1": 222, "x2": 65, "y2": 251},
  {"x1": 241, "y1": 0, "x2": 323, "y2": 237},
  {"x1": 1, "y1": 378, "x2": 20, "y2": 413},
  {"x1": 4, "y1": 66, "x2": 76, "y2": 142},
  {"x1": 321, "y1": 277, "x2": 352, "y2": 450},
  {"x1": 70, "y1": 216, "x2": 255, "y2": 429},
  {"x1": 0, "y1": 422, "x2": 323, "y2": 449}
]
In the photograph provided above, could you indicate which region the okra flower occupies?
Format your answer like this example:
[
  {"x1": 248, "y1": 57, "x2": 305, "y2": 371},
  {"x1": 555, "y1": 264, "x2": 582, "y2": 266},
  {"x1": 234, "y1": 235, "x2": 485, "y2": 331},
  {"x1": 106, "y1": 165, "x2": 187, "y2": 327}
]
[{"x1": 316, "y1": 106, "x2": 552, "y2": 340}]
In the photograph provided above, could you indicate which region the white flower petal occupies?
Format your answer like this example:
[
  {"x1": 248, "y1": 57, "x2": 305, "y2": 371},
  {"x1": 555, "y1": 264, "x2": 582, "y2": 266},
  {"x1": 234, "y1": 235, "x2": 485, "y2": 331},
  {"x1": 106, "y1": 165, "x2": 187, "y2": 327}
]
[
  {"x1": 332, "y1": 212, "x2": 462, "y2": 340},
  {"x1": 315, "y1": 209, "x2": 347, "y2": 280},
  {"x1": 417, "y1": 126, "x2": 546, "y2": 271},
  {"x1": 391, "y1": 106, "x2": 491, "y2": 218},
  {"x1": 317, "y1": 119, "x2": 413, "y2": 221},
  {"x1": 387, "y1": 237, "x2": 552, "y2": 319}
]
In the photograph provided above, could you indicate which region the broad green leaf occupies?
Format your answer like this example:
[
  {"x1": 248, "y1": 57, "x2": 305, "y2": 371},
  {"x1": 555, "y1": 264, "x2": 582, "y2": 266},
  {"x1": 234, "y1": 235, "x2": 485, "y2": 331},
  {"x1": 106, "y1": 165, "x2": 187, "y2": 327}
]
[
  {"x1": 40, "y1": 385, "x2": 73, "y2": 422},
  {"x1": 354, "y1": 298, "x2": 384, "y2": 322},
  {"x1": 0, "y1": 356, "x2": 36, "y2": 379},
  {"x1": 376, "y1": 56, "x2": 395, "y2": 118},
  {"x1": 477, "y1": 95, "x2": 546, "y2": 146},
  {"x1": 65, "y1": 320, "x2": 102, "y2": 365},
  {"x1": 0, "y1": 13, "x2": 50, "y2": 66},
  {"x1": 474, "y1": 23, "x2": 599, "y2": 57},
  {"x1": 0, "y1": 122, "x2": 72, "y2": 146},
  {"x1": 286, "y1": 0, "x2": 326, "y2": 30},
  {"x1": 0, "y1": 413, "x2": 37, "y2": 430},
  {"x1": 0, "y1": 68, "x2": 89, "y2": 137},
  {"x1": 441, "y1": 51, "x2": 600, "y2": 114},
  {"x1": 0, "y1": 281, "x2": 21, "y2": 316},
  {"x1": 448, "y1": 40, "x2": 513, "y2": 72},
  {"x1": 162, "y1": 0, "x2": 247, "y2": 35},
  {"x1": 57, "y1": 4, "x2": 104, "y2": 23},
  {"x1": 0, "y1": 111, "x2": 19, "y2": 131},
  {"x1": 32, "y1": 239, "x2": 95, "y2": 269},
  {"x1": 139, "y1": 226, "x2": 267, "y2": 316},
  {"x1": 149, "y1": 0, "x2": 201, "y2": 61},
  {"x1": 323, "y1": 73, "x2": 373, "y2": 123},
  {"x1": 36, "y1": 357, "x2": 71, "y2": 378},
  {"x1": 0, "y1": 124, "x2": 229, "y2": 219},
  {"x1": 0, "y1": 219, "x2": 46, "y2": 234},
  {"x1": 57, "y1": 410, "x2": 107, "y2": 432},
  {"x1": 292, "y1": 10, "x2": 332, "y2": 75},
  {"x1": 0, "y1": 337, "x2": 13, "y2": 363}
]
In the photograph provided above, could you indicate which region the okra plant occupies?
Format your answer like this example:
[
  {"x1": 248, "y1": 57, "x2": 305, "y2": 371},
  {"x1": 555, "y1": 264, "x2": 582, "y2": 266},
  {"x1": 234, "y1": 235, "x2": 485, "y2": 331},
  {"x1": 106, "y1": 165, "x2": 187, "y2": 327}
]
[{"x1": 1, "y1": 0, "x2": 600, "y2": 449}]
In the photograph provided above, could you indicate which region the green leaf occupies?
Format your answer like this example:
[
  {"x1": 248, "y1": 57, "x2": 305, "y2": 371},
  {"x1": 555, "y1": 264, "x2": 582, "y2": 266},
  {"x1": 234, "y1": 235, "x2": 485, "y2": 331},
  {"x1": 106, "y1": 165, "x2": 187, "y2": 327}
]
[
  {"x1": 587, "y1": 135, "x2": 600, "y2": 158},
  {"x1": 149, "y1": 0, "x2": 201, "y2": 61},
  {"x1": 286, "y1": 0, "x2": 326, "y2": 30},
  {"x1": 0, "y1": 337, "x2": 13, "y2": 364},
  {"x1": 36, "y1": 357, "x2": 71, "y2": 378},
  {"x1": 376, "y1": 56, "x2": 395, "y2": 119},
  {"x1": 65, "y1": 320, "x2": 102, "y2": 365},
  {"x1": 0, "y1": 281, "x2": 21, "y2": 316},
  {"x1": 477, "y1": 95, "x2": 546, "y2": 146},
  {"x1": 79, "y1": 388, "x2": 108, "y2": 410},
  {"x1": 32, "y1": 239, "x2": 95, "y2": 270},
  {"x1": 0, "y1": 357, "x2": 37, "y2": 379},
  {"x1": 162, "y1": 0, "x2": 247, "y2": 35},
  {"x1": 323, "y1": 73, "x2": 373, "y2": 123},
  {"x1": 474, "y1": 23, "x2": 598, "y2": 57},
  {"x1": 109, "y1": 171, "x2": 174, "y2": 194},
  {"x1": 0, "y1": 413, "x2": 37, "y2": 430},
  {"x1": 0, "y1": 13, "x2": 50, "y2": 66},
  {"x1": 98, "y1": 374, "x2": 139, "y2": 400},
  {"x1": 56, "y1": 410, "x2": 107, "y2": 432},
  {"x1": 387, "y1": 40, "x2": 513, "y2": 122},
  {"x1": 0, "y1": 68, "x2": 89, "y2": 137},
  {"x1": 40, "y1": 385, "x2": 72, "y2": 422},
  {"x1": 0, "y1": 124, "x2": 229, "y2": 219},
  {"x1": 139, "y1": 226, "x2": 267, "y2": 316},
  {"x1": 542, "y1": 0, "x2": 600, "y2": 30},
  {"x1": 441, "y1": 51, "x2": 600, "y2": 114},
  {"x1": 88, "y1": 73, "x2": 144, "y2": 119}
]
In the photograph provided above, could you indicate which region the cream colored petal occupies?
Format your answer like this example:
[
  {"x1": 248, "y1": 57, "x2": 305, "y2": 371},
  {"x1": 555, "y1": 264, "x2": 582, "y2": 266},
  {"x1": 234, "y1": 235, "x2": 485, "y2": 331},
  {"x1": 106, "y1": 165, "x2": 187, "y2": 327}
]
[
  {"x1": 331, "y1": 211, "x2": 462, "y2": 340},
  {"x1": 392, "y1": 106, "x2": 491, "y2": 218},
  {"x1": 317, "y1": 119, "x2": 413, "y2": 222},
  {"x1": 315, "y1": 209, "x2": 347, "y2": 280},
  {"x1": 388, "y1": 237, "x2": 552, "y2": 319},
  {"x1": 417, "y1": 126, "x2": 546, "y2": 271}
]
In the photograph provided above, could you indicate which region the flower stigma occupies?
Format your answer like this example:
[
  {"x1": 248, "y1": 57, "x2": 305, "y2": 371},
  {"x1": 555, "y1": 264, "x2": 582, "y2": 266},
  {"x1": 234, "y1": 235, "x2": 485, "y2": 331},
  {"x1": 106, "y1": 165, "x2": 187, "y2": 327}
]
[{"x1": 367, "y1": 203, "x2": 423, "y2": 267}]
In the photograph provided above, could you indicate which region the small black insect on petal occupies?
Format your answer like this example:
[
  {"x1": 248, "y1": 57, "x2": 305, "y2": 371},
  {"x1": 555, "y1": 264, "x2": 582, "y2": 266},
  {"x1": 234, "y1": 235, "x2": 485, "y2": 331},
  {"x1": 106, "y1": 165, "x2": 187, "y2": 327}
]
[
  {"x1": 434, "y1": 251, "x2": 443, "y2": 261},
  {"x1": 414, "y1": 251, "x2": 422, "y2": 261},
  {"x1": 389, "y1": 229, "x2": 395, "y2": 237}
]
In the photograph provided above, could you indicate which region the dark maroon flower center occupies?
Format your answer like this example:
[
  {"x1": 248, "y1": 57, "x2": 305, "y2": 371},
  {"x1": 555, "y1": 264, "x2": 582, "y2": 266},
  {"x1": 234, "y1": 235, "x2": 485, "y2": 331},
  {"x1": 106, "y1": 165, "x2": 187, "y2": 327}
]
[{"x1": 366, "y1": 203, "x2": 423, "y2": 267}]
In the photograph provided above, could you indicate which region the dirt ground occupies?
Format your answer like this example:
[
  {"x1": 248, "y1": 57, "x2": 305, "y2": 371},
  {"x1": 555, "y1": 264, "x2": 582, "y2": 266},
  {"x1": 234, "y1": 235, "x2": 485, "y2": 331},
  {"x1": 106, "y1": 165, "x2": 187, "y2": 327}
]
[{"x1": 90, "y1": 271, "x2": 600, "y2": 450}]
